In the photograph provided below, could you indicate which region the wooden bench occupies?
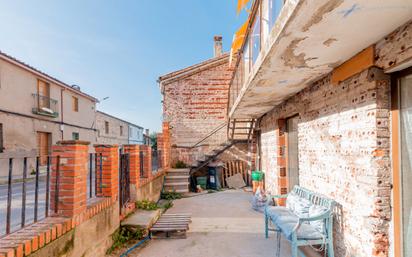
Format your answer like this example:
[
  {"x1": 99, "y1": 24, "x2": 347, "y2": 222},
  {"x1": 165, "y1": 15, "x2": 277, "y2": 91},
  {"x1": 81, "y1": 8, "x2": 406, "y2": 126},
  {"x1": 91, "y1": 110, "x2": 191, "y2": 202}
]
[{"x1": 265, "y1": 186, "x2": 335, "y2": 257}]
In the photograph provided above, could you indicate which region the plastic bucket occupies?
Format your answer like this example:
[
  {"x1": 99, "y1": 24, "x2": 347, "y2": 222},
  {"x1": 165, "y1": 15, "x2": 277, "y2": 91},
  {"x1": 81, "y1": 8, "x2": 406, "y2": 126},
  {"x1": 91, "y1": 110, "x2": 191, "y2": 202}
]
[{"x1": 251, "y1": 171, "x2": 264, "y2": 181}]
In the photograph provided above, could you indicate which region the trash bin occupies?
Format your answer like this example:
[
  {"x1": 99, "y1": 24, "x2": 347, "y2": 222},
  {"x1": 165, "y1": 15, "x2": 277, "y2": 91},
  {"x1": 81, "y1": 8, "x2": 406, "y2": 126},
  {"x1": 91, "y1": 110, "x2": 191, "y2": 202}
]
[
  {"x1": 207, "y1": 167, "x2": 218, "y2": 190},
  {"x1": 196, "y1": 176, "x2": 207, "y2": 189}
]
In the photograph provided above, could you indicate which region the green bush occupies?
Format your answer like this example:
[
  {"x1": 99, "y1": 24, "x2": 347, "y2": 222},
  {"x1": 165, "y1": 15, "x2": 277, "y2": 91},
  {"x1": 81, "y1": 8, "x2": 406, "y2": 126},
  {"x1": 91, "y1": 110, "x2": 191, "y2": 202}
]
[
  {"x1": 136, "y1": 200, "x2": 158, "y2": 210},
  {"x1": 163, "y1": 201, "x2": 174, "y2": 210},
  {"x1": 173, "y1": 160, "x2": 187, "y2": 168},
  {"x1": 106, "y1": 226, "x2": 144, "y2": 254},
  {"x1": 161, "y1": 191, "x2": 183, "y2": 200}
]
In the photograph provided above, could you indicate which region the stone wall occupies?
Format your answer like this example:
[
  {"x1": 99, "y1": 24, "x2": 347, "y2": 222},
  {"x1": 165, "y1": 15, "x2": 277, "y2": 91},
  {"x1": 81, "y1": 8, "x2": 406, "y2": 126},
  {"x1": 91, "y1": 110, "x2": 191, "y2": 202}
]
[
  {"x1": 161, "y1": 57, "x2": 232, "y2": 165},
  {"x1": 259, "y1": 67, "x2": 391, "y2": 257}
]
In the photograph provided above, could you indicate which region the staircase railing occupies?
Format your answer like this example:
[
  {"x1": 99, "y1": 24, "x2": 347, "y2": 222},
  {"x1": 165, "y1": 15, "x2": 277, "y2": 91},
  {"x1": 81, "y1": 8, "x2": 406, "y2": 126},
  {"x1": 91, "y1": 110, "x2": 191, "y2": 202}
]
[{"x1": 190, "y1": 121, "x2": 228, "y2": 149}]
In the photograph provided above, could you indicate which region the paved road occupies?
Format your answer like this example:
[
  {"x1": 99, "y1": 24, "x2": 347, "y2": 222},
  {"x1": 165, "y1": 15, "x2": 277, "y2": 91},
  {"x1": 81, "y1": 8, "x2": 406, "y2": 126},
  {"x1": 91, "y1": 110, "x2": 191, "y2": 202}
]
[{"x1": 0, "y1": 172, "x2": 97, "y2": 236}]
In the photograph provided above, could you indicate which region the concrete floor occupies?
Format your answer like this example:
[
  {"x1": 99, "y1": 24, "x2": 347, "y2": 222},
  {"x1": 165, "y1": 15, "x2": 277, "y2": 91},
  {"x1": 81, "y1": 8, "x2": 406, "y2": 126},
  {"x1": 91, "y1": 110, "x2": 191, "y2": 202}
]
[{"x1": 131, "y1": 189, "x2": 293, "y2": 257}]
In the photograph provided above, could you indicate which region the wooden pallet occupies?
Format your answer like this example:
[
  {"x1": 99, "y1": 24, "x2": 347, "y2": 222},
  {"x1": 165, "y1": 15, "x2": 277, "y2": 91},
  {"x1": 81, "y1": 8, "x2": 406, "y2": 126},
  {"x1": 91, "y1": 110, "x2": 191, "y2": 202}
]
[
  {"x1": 150, "y1": 213, "x2": 192, "y2": 239},
  {"x1": 222, "y1": 160, "x2": 249, "y2": 187}
]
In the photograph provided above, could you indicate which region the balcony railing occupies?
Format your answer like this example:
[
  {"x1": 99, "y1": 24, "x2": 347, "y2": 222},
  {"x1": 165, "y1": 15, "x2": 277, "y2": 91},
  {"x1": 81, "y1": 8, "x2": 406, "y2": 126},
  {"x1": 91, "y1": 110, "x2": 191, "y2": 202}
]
[
  {"x1": 32, "y1": 93, "x2": 59, "y2": 118},
  {"x1": 229, "y1": 0, "x2": 284, "y2": 112}
]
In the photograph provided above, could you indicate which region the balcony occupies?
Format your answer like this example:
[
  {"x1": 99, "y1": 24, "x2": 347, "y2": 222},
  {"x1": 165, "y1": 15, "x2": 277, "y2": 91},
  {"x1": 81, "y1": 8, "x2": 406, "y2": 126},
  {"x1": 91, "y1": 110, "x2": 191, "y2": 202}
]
[
  {"x1": 32, "y1": 93, "x2": 59, "y2": 118},
  {"x1": 229, "y1": 0, "x2": 412, "y2": 119}
]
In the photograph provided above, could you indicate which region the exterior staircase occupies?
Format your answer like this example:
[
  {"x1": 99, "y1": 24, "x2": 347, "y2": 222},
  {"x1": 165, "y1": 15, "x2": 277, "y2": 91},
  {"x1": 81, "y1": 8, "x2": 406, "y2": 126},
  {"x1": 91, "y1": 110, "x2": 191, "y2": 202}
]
[{"x1": 163, "y1": 168, "x2": 190, "y2": 193}]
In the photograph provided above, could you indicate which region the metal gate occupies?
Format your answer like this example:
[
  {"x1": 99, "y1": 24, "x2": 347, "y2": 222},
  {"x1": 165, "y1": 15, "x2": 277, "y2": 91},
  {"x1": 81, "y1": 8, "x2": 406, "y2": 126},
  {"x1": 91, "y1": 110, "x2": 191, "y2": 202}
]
[{"x1": 119, "y1": 152, "x2": 130, "y2": 212}]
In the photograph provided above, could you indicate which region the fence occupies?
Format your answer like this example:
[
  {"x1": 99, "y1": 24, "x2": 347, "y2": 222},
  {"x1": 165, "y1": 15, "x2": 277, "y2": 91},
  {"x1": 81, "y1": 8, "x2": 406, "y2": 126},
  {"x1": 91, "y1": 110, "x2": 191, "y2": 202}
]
[
  {"x1": 151, "y1": 150, "x2": 162, "y2": 174},
  {"x1": 0, "y1": 152, "x2": 105, "y2": 238},
  {"x1": 0, "y1": 156, "x2": 52, "y2": 237},
  {"x1": 87, "y1": 153, "x2": 103, "y2": 200}
]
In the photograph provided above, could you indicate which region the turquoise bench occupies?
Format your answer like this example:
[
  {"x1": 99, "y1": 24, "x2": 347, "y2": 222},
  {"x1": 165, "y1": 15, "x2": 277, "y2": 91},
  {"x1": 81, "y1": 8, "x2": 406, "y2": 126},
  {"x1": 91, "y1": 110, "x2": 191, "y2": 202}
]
[{"x1": 265, "y1": 186, "x2": 335, "y2": 257}]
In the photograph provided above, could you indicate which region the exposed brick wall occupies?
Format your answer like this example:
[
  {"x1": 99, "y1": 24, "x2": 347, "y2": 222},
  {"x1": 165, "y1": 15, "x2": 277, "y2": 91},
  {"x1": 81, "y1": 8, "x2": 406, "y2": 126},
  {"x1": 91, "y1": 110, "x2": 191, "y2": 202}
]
[
  {"x1": 259, "y1": 67, "x2": 391, "y2": 257},
  {"x1": 161, "y1": 57, "x2": 233, "y2": 165}
]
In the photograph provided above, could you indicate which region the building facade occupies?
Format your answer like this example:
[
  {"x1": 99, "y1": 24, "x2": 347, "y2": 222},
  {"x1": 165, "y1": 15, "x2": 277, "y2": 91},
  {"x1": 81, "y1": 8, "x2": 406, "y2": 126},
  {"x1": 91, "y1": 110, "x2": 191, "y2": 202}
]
[
  {"x1": 96, "y1": 110, "x2": 144, "y2": 145},
  {"x1": 158, "y1": 36, "x2": 235, "y2": 165},
  {"x1": 0, "y1": 51, "x2": 98, "y2": 177},
  {"x1": 227, "y1": 1, "x2": 412, "y2": 256}
]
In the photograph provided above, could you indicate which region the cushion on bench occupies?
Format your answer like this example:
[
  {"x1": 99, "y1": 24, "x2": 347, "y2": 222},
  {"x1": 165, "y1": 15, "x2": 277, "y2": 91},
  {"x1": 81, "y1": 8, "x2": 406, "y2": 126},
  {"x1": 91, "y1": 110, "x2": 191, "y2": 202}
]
[
  {"x1": 286, "y1": 192, "x2": 311, "y2": 217},
  {"x1": 266, "y1": 206, "x2": 324, "y2": 240}
]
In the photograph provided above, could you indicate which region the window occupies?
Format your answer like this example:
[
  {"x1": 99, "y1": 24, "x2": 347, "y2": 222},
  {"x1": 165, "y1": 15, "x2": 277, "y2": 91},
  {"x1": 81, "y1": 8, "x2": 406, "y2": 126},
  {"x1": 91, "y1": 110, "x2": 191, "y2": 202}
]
[
  {"x1": 120, "y1": 125, "x2": 123, "y2": 136},
  {"x1": 72, "y1": 132, "x2": 79, "y2": 140},
  {"x1": 251, "y1": 7, "x2": 261, "y2": 65},
  {"x1": 269, "y1": 0, "x2": 283, "y2": 31},
  {"x1": 286, "y1": 116, "x2": 299, "y2": 190},
  {"x1": 0, "y1": 123, "x2": 3, "y2": 153},
  {"x1": 72, "y1": 96, "x2": 79, "y2": 112},
  {"x1": 105, "y1": 121, "x2": 109, "y2": 134}
]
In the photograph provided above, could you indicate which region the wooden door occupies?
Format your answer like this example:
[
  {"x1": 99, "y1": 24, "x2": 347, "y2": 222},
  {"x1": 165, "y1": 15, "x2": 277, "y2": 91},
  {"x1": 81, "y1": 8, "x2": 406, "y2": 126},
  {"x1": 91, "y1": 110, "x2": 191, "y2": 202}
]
[
  {"x1": 37, "y1": 80, "x2": 50, "y2": 109},
  {"x1": 37, "y1": 132, "x2": 50, "y2": 166}
]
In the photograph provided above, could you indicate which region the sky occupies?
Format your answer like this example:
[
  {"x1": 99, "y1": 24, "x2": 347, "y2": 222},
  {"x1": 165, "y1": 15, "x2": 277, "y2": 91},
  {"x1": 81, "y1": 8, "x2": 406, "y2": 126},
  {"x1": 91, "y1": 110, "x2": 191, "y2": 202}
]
[{"x1": 0, "y1": 0, "x2": 248, "y2": 133}]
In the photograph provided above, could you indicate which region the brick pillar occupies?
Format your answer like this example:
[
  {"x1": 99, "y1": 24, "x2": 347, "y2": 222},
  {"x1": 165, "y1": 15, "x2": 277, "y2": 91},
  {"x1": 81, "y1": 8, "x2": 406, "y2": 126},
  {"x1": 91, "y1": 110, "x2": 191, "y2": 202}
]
[
  {"x1": 162, "y1": 122, "x2": 171, "y2": 169},
  {"x1": 139, "y1": 145, "x2": 152, "y2": 179},
  {"x1": 123, "y1": 145, "x2": 141, "y2": 201},
  {"x1": 276, "y1": 119, "x2": 288, "y2": 206},
  {"x1": 94, "y1": 145, "x2": 119, "y2": 200},
  {"x1": 156, "y1": 133, "x2": 165, "y2": 169},
  {"x1": 51, "y1": 140, "x2": 89, "y2": 217}
]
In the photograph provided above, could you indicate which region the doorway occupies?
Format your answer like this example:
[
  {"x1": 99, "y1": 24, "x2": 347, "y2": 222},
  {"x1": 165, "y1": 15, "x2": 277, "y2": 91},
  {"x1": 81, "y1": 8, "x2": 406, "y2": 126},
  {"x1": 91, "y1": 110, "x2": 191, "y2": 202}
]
[
  {"x1": 37, "y1": 132, "x2": 51, "y2": 166},
  {"x1": 392, "y1": 67, "x2": 412, "y2": 257},
  {"x1": 286, "y1": 115, "x2": 299, "y2": 191}
]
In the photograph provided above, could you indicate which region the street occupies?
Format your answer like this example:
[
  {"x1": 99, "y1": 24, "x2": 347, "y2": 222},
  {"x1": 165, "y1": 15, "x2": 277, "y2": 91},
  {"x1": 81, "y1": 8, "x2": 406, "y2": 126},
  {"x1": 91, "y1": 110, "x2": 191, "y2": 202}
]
[{"x1": 0, "y1": 171, "x2": 96, "y2": 236}]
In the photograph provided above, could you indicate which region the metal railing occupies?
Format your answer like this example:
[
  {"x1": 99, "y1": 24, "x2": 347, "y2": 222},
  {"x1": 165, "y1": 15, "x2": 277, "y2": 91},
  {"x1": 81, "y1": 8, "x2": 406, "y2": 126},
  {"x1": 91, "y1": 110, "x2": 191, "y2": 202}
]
[
  {"x1": 87, "y1": 153, "x2": 103, "y2": 200},
  {"x1": 1, "y1": 156, "x2": 53, "y2": 237},
  {"x1": 32, "y1": 93, "x2": 59, "y2": 118},
  {"x1": 151, "y1": 150, "x2": 162, "y2": 174}
]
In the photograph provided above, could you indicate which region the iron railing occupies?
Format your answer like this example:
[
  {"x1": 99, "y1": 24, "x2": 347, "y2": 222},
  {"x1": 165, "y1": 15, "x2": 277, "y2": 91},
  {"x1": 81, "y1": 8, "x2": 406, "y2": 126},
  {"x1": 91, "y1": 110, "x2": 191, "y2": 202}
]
[
  {"x1": 1, "y1": 156, "x2": 53, "y2": 237},
  {"x1": 119, "y1": 153, "x2": 130, "y2": 211},
  {"x1": 31, "y1": 93, "x2": 59, "y2": 118},
  {"x1": 87, "y1": 153, "x2": 103, "y2": 200},
  {"x1": 139, "y1": 151, "x2": 145, "y2": 177},
  {"x1": 151, "y1": 150, "x2": 162, "y2": 174}
]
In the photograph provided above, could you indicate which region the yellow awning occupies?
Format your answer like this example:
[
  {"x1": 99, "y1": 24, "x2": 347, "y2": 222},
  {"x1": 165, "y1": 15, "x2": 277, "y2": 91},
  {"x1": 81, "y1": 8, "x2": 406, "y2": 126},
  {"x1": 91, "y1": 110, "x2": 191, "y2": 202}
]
[
  {"x1": 237, "y1": 0, "x2": 252, "y2": 14},
  {"x1": 230, "y1": 18, "x2": 249, "y2": 66}
]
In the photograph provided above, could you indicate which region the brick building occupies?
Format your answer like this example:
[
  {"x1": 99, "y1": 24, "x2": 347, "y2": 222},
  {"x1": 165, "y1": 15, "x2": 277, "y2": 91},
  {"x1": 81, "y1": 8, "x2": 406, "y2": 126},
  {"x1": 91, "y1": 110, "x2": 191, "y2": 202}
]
[
  {"x1": 159, "y1": 0, "x2": 412, "y2": 256},
  {"x1": 158, "y1": 36, "x2": 248, "y2": 166},
  {"x1": 226, "y1": 0, "x2": 412, "y2": 256}
]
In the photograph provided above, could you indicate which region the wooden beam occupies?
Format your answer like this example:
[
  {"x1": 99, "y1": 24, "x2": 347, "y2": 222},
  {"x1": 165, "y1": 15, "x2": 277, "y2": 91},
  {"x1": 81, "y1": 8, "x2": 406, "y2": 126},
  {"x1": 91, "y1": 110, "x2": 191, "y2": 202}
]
[{"x1": 331, "y1": 45, "x2": 375, "y2": 85}]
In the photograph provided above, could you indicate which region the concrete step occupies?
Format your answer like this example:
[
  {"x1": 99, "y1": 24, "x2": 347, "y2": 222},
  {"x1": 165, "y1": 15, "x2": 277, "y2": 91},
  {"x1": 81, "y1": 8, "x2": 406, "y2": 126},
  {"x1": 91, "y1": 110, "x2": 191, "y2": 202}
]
[
  {"x1": 167, "y1": 169, "x2": 190, "y2": 175},
  {"x1": 165, "y1": 175, "x2": 189, "y2": 179},
  {"x1": 165, "y1": 177, "x2": 189, "y2": 184},
  {"x1": 164, "y1": 182, "x2": 190, "y2": 186},
  {"x1": 163, "y1": 187, "x2": 189, "y2": 193}
]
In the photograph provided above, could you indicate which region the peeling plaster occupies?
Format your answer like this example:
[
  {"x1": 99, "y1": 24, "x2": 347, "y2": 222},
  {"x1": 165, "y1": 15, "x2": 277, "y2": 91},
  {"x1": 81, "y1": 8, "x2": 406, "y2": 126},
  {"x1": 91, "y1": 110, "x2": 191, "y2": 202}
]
[
  {"x1": 323, "y1": 38, "x2": 338, "y2": 47},
  {"x1": 302, "y1": 0, "x2": 344, "y2": 32},
  {"x1": 281, "y1": 37, "x2": 309, "y2": 68}
]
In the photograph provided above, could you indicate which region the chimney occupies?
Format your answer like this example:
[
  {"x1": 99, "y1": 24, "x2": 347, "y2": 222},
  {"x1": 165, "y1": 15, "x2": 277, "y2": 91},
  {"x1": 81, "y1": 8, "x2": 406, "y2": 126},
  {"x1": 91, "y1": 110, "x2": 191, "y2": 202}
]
[{"x1": 214, "y1": 35, "x2": 223, "y2": 57}]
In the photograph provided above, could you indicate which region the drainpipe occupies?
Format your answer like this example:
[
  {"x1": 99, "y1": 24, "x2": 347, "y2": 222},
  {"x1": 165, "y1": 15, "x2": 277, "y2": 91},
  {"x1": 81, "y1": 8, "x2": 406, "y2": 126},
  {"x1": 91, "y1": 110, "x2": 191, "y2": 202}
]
[{"x1": 60, "y1": 88, "x2": 64, "y2": 140}]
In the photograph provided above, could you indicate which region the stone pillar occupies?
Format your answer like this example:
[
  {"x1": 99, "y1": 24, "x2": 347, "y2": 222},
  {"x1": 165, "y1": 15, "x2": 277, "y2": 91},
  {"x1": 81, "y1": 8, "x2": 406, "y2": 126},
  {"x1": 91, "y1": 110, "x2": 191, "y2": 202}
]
[
  {"x1": 94, "y1": 145, "x2": 119, "y2": 200},
  {"x1": 123, "y1": 145, "x2": 141, "y2": 201},
  {"x1": 51, "y1": 140, "x2": 89, "y2": 217}
]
